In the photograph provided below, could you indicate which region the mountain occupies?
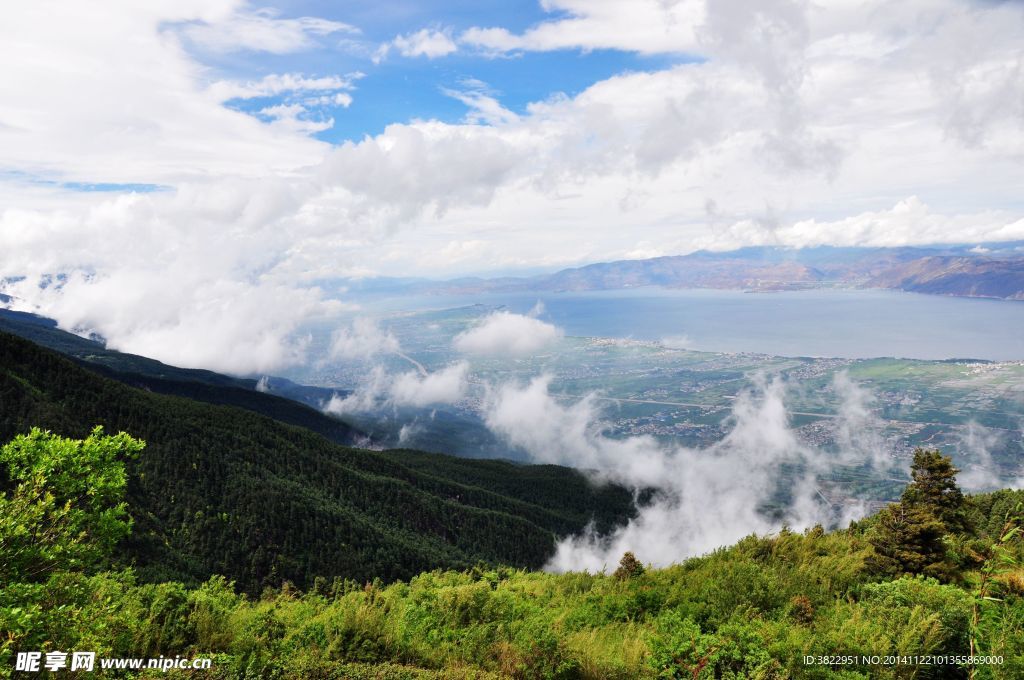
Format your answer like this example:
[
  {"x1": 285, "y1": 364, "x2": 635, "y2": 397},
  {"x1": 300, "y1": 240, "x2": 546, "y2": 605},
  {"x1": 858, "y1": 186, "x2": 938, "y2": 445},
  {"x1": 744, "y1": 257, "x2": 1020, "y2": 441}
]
[
  {"x1": 368, "y1": 243, "x2": 1024, "y2": 300},
  {"x1": 0, "y1": 308, "x2": 361, "y2": 446},
  {"x1": 866, "y1": 255, "x2": 1024, "y2": 300},
  {"x1": 0, "y1": 331, "x2": 636, "y2": 593}
]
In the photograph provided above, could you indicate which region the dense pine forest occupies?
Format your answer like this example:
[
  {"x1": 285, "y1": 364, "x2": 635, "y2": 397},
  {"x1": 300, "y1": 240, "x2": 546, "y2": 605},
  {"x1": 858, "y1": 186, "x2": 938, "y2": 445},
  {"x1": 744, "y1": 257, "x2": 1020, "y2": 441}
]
[
  {"x1": 3, "y1": 329, "x2": 1024, "y2": 678},
  {"x1": 0, "y1": 331, "x2": 636, "y2": 592}
]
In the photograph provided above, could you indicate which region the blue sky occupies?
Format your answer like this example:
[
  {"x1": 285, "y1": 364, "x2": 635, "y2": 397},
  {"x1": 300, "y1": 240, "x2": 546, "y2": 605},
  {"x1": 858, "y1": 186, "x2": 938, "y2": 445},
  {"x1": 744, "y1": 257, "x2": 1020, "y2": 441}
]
[{"x1": 185, "y1": 1, "x2": 690, "y2": 143}]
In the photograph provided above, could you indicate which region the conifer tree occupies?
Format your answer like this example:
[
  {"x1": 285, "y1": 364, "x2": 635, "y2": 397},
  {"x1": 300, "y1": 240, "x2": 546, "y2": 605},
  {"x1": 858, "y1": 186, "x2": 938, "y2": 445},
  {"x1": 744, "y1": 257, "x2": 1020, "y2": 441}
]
[
  {"x1": 867, "y1": 448, "x2": 966, "y2": 580},
  {"x1": 901, "y1": 448, "x2": 969, "y2": 534},
  {"x1": 866, "y1": 502, "x2": 951, "y2": 579},
  {"x1": 613, "y1": 551, "x2": 644, "y2": 580}
]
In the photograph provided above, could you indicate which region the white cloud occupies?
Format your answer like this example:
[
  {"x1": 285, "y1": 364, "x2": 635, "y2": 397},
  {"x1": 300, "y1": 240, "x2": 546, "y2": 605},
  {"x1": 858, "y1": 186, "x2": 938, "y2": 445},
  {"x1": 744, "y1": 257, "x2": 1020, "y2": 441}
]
[
  {"x1": 398, "y1": 421, "x2": 423, "y2": 446},
  {"x1": 461, "y1": 0, "x2": 705, "y2": 56},
  {"x1": 956, "y1": 421, "x2": 1004, "y2": 492},
  {"x1": 209, "y1": 72, "x2": 362, "y2": 101},
  {"x1": 3, "y1": 0, "x2": 1024, "y2": 373},
  {"x1": 660, "y1": 335, "x2": 692, "y2": 350},
  {"x1": 0, "y1": 2, "x2": 330, "y2": 184},
  {"x1": 4, "y1": 267, "x2": 328, "y2": 375},
  {"x1": 483, "y1": 373, "x2": 888, "y2": 571},
  {"x1": 323, "y1": 361, "x2": 470, "y2": 414},
  {"x1": 393, "y1": 28, "x2": 458, "y2": 59},
  {"x1": 694, "y1": 198, "x2": 1024, "y2": 252},
  {"x1": 328, "y1": 318, "x2": 400, "y2": 360},
  {"x1": 390, "y1": 361, "x2": 470, "y2": 407},
  {"x1": 454, "y1": 312, "x2": 563, "y2": 357},
  {"x1": 258, "y1": 103, "x2": 333, "y2": 134},
  {"x1": 208, "y1": 71, "x2": 362, "y2": 134},
  {"x1": 443, "y1": 85, "x2": 520, "y2": 126},
  {"x1": 374, "y1": 28, "x2": 457, "y2": 63},
  {"x1": 831, "y1": 371, "x2": 892, "y2": 471},
  {"x1": 179, "y1": 7, "x2": 357, "y2": 54}
]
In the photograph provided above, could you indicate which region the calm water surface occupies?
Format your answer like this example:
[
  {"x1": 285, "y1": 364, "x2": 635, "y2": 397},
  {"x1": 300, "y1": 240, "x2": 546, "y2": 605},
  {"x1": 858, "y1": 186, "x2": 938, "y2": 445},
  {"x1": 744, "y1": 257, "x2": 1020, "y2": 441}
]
[{"x1": 365, "y1": 288, "x2": 1024, "y2": 361}]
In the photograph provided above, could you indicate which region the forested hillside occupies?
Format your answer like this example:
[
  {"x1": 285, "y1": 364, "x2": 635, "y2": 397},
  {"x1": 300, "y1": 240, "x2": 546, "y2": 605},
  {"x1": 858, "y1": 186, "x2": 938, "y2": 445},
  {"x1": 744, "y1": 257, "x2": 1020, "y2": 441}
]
[
  {"x1": 0, "y1": 308, "x2": 361, "y2": 445},
  {"x1": 0, "y1": 331, "x2": 635, "y2": 593}
]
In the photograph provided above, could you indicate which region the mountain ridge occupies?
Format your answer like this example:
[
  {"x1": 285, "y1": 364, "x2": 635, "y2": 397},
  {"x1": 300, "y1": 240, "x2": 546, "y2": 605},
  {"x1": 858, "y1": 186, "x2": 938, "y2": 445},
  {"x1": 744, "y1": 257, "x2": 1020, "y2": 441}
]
[
  {"x1": 0, "y1": 330, "x2": 636, "y2": 593},
  {"x1": 0, "y1": 307, "x2": 364, "y2": 446},
  {"x1": 350, "y1": 243, "x2": 1024, "y2": 300}
]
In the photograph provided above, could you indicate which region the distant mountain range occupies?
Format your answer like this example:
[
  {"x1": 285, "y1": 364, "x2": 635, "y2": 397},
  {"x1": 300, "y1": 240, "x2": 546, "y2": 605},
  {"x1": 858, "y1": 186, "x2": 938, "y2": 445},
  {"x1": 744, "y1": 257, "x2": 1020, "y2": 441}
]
[{"x1": 360, "y1": 243, "x2": 1024, "y2": 300}]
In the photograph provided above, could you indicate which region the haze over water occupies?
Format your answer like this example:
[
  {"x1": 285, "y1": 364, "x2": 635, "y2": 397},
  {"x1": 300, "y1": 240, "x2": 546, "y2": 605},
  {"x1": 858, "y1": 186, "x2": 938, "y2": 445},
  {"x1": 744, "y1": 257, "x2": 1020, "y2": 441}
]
[{"x1": 364, "y1": 288, "x2": 1024, "y2": 361}]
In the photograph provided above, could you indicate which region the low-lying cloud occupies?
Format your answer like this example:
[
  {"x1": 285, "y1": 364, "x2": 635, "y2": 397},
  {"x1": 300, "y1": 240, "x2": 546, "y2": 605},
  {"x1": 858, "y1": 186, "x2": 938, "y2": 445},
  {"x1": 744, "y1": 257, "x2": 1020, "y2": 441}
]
[
  {"x1": 323, "y1": 361, "x2": 469, "y2": 415},
  {"x1": 956, "y1": 421, "x2": 1004, "y2": 492},
  {"x1": 831, "y1": 371, "x2": 893, "y2": 471},
  {"x1": 328, "y1": 317, "x2": 400, "y2": 360},
  {"x1": 454, "y1": 311, "x2": 563, "y2": 357},
  {"x1": 483, "y1": 372, "x2": 889, "y2": 572}
]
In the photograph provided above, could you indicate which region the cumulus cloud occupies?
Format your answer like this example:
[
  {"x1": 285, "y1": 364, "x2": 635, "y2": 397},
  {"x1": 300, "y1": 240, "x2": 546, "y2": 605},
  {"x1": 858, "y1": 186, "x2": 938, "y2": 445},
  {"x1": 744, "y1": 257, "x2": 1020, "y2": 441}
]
[
  {"x1": 391, "y1": 361, "x2": 470, "y2": 407},
  {"x1": 3, "y1": 0, "x2": 1024, "y2": 373},
  {"x1": 483, "y1": 373, "x2": 888, "y2": 571},
  {"x1": 323, "y1": 361, "x2": 469, "y2": 414},
  {"x1": 454, "y1": 312, "x2": 563, "y2": 357},
  {"x1": 0, "y1": 177, "x2": 340, "y2": 374},
  {"x1": 377, "y1": 28, "x2": 457, "y2": 62},
  {"x1": 328, "y1": 318, "x2": 400, "y2": 360},
  {"x1": 461, "y1": 0, "x2": 704, "y2": 56}
]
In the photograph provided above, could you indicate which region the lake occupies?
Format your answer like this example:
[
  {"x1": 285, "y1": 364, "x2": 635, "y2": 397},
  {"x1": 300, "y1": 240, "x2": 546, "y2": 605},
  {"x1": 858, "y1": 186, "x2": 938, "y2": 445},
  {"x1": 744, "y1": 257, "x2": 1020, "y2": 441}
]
[{"x1": 361, "y1": 287, "x2": 1024, "y2": 361}]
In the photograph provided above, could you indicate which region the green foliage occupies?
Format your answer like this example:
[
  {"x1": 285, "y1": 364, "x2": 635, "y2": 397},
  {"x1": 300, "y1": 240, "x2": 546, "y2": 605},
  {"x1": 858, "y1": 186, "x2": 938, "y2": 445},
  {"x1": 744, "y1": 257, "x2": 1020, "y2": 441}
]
[
  {"x1": 0, "y1": 428, "x2": 141, "y2": 675},
  {"x1": 867, "y1": 449, "x2": 969, "y2": 581},
  {"x1": 968, "y1": 502, "x2": 1024, "y2": 678},
  {"x1": 860, "y1": 577, "x2": 973, "y2": 657},
  {"x1": 0, "y1": 427, "x2": 141, "y2": 582},
  {"x1": 1, "y1": 481, "x2": 1023, "y2": 679},
  {"x1": 866, "y1": 503, "x2": 951, "y2": 579},
  {"x1": 902, "y1": 448, "x2": 969, "y2": 534}
]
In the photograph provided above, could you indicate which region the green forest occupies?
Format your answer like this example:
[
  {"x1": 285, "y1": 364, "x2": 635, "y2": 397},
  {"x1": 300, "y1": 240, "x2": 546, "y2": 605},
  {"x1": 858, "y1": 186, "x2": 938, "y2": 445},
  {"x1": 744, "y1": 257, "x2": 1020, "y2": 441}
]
[
  {"x1": 2, "y1": 330, "x2": 1024, "y2": 678},
  {"x1": 0, "y1": 331, "x2": 636, "y2": 592}
]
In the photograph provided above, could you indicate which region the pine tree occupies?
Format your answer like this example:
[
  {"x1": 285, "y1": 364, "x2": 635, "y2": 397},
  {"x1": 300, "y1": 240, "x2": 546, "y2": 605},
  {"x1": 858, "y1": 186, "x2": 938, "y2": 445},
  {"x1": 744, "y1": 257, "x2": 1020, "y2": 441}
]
[
  {"x1": 901, "y1": 448, "x2": 969, "y2": 534},
  {"x1": 613, "y1": 551, "x2": 645, "y2": 580},
  {"x1": 867, "y1": 448, "x2": 967, "y2": 581},
  {"x1": 866, "y1": 502, "x2": 951, "y2": 579}
]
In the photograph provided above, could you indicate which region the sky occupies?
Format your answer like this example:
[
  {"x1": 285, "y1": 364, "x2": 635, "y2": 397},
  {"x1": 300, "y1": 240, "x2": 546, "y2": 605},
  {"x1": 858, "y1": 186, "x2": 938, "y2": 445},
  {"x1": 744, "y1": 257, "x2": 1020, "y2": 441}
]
[{"x1": 2, "y1": 0, "x2": 1024, "y2": 372}]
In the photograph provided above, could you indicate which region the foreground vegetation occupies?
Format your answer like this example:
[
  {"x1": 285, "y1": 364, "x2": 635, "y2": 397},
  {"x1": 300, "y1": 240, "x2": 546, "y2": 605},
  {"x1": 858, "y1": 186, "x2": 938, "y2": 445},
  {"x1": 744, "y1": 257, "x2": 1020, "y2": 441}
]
[{"x1": 3, "y1": 426, "x2": 1023, "y2": 678}]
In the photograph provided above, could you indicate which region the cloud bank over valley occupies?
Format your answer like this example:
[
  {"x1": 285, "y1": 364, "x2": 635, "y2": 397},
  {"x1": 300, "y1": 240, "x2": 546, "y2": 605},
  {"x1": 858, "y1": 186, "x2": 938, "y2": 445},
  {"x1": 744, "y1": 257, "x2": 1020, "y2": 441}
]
[{"x1": 2, "y1": 1, "x2": 1024, "y2": 372}]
